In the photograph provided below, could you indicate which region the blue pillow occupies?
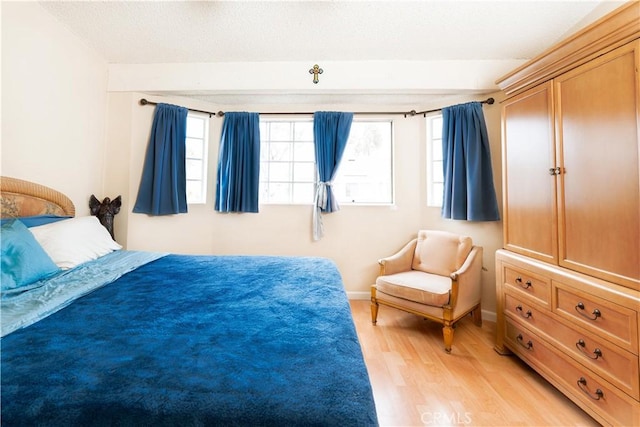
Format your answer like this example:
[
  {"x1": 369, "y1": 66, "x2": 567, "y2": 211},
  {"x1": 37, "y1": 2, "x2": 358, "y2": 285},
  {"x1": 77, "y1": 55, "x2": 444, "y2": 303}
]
[
  {"x1": 1, "y1": 219, "x2": 59, "y2": 292},
  {"x1": 0, "y1": 215, "x2": 72, "y2": 228}
]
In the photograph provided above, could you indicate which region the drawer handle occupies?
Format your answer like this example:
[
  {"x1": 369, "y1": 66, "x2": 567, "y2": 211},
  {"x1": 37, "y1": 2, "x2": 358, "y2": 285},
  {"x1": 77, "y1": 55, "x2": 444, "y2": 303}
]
[
  {"x1": 577, "y1": 377, "x2": 604, "y2": 400},
  {"x1": 515, "y1": 277, "x2": 532, "y2": 289},
  {"x1": 576, "y1": 339, "x2": 603, "y2": 360},
  {"x1": 516, "y1": 334, "x2": 533, "y2": 350},
  {"x1": 515, "y1": 305, "x2": 532, "y2": 319},
  {"x1": 575, "y1": 302, "x2": 601, "y2": 321}
]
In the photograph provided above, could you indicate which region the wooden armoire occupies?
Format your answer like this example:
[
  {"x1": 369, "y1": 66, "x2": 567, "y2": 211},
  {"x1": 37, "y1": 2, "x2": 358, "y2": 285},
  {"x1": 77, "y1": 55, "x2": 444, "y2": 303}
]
[{"x1": 494, "y1": 2, "x2": 640, "y2": 426}]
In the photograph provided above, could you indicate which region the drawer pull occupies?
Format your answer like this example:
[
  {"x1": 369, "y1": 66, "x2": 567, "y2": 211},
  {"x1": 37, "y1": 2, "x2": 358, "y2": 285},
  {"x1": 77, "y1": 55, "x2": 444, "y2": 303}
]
[
  {"x1": 515, "y1": 277, "x2": 532, "y2": 289},
  {"x1": 515, "y1": 305, "x2": 532, "y2": 319},
  {"x1": 575, "y1": 302, "x2": 601, "y2": 321},
  {"x1": 577, "y1": 377, "x2": 604, "y2": 400},
  {"x1": 575, "y1": 339, "x2": 603, "y2": 360},
  {"x1": 516, "y1": 334, "x2": 533, "y2": 350}
]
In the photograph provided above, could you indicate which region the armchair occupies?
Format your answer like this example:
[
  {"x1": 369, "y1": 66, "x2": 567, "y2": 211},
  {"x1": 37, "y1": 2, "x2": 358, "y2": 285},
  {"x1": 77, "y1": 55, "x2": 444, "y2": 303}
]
[{"x1": 371, "y1": 230, "x2": 483, "y2": 353}]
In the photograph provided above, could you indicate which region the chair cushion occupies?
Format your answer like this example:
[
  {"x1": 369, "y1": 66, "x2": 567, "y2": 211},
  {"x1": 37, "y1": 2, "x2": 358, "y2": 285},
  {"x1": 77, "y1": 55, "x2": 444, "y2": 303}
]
[
  {"x1": 376, "y1": 271, "x2": 451, "y2": 307},
  {"x1": 411, "y1": 230, "x2": 472, "y2": 276}
]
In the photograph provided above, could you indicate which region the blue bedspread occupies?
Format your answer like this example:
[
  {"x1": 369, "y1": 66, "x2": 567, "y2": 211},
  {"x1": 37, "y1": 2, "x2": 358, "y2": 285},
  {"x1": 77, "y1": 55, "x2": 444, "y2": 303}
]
[{"x1": 1, "y1": 255, "x2": 378, "y2": 426}]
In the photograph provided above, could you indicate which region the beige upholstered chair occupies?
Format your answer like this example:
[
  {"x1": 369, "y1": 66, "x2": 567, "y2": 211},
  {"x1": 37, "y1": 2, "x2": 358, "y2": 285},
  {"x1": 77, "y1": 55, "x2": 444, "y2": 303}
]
[{"x1": 371, "y1": 230, "x2": 483, "y2": 353}]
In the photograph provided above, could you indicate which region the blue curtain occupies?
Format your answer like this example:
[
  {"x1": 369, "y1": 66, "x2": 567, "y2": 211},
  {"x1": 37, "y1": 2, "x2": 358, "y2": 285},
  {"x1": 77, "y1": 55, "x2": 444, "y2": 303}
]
[
  {"x1": 441, "y1": 102, "x2": 500, "y2": 221},
  {"x1": 133, "y1": 103, "x2": 188, "y2": 215},
  {"x1": 313, "y1": 111, "x2": 354, "y2": 240},
  {"x1": 215, "y1": 112, "x2": 261, "y2": 213}
]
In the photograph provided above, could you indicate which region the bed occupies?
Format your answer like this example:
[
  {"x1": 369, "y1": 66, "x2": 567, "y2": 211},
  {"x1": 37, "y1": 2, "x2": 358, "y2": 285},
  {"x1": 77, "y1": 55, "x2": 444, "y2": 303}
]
[{"x1": 0, "y1": 177, "x2": 378, "y2": 426}]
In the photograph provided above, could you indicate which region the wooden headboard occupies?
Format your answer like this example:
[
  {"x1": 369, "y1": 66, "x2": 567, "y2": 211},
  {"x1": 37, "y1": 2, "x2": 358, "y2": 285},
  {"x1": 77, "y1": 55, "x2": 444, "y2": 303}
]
[{"x1": 0, "y1": 176, "x2": 76, "y2": 218}]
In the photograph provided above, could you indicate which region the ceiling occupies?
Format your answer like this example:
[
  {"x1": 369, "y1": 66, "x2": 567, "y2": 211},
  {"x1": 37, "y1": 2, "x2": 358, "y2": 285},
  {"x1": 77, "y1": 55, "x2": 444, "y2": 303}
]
[{"x1": 38, "y1": 0, "x2": 628, "y2": 105}]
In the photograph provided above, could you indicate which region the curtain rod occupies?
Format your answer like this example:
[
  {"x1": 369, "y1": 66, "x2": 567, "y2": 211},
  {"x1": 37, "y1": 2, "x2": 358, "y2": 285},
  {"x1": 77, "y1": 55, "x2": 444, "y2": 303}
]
[
  {"x1": 413, "y1": 97, "x2": 495, "y2": 116},
  {"x1": 139, "y1": 97, "x2": 495, "y2": 118},
  {"x1": 139, "y1": 98, "x2": 217, "y2": 117}
]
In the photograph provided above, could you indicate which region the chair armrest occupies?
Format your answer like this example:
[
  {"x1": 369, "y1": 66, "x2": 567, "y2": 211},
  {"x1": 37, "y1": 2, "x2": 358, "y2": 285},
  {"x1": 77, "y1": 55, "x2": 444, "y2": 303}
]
[
  {"x1": 378, "y1": 238, "x2": 417, "y2": 276},
  {"x1": 449, "y1": 246, "x2": 483, "y2": 312},
  {"x1": 450, "y1": 245, "x2": 482, "y2": 280}
]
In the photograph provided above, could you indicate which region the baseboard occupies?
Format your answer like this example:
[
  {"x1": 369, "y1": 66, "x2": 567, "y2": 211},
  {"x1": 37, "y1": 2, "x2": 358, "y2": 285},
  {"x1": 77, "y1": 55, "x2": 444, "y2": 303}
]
[
  {"x1": 482, "y1": 309, "x2": 496, "y2": 323},
  {"x1": 347, "y1": 291, "x2": 371, "y2": 300},
  {"x1": 347, "y1": 291, "x2": 497, "y2": 323}
]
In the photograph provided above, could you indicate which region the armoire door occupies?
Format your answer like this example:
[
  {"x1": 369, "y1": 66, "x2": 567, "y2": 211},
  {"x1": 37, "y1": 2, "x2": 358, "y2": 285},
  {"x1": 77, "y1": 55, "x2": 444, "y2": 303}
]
[
  {"x1": 501, "y1": 81, "x2": 558, "y2": 263},
  {"x1": 555, "y1": 40, "x2": 640, "y2": 290}
]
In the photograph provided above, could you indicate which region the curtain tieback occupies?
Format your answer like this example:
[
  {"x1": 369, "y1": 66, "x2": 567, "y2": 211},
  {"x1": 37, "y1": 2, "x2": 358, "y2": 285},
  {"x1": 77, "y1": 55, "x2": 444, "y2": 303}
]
[
  {"x1": 315, "y1": 181, "x2": 332, "y2": 209},
  {"x1": 313, "y1": 181, "x2": 333, "y2": 241}
]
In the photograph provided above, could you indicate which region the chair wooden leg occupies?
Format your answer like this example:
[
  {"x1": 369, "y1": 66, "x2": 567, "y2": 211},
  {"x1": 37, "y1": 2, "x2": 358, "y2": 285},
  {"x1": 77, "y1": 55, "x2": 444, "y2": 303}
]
[
  {"x1": 371, "y1": 287, "x2": 379, "y2": 324},
  {"x1": 472, "y1": 304, "x2": 482, "y2": 327},
  {"x1": 443, "y1": 322, "x2": 454, "y2": 353},
  {"x1": 371, "y1": 300, "x2": 379, "y2": 324}
]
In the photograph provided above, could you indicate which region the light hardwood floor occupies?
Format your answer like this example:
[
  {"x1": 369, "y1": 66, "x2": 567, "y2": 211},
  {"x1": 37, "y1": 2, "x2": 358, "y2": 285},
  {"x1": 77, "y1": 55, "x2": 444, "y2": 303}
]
[{"x1": 350, "y1": 300, "x2": 601, "y2": 427}]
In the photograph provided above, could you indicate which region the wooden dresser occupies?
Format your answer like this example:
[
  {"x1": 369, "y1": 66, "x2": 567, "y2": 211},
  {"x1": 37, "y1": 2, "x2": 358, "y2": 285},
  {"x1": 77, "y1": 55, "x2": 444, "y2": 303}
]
[{"x1": 494, "y1": 2, "x2": 640, "y2": 425}]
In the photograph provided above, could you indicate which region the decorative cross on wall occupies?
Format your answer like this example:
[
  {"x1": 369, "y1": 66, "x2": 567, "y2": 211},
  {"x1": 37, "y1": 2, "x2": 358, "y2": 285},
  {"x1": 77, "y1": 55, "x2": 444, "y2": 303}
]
[{"x1": 309, "y1": 64, "x2": 323, "y2": 84}]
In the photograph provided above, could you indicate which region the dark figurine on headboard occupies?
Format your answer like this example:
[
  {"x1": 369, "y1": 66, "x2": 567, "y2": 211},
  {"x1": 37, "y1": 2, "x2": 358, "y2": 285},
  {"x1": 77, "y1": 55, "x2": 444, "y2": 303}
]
[{"x1": 89, "y1": 195, "x2": 122, "y2": 240}]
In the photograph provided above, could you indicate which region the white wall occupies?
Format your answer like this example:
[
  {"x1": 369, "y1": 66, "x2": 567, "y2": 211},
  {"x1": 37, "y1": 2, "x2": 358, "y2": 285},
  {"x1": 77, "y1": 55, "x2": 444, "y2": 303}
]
[
  {"x1": 105, "y1": 92, "x2": 504, "y2": 316},
  {"x1": 1, "y1": 2, "x2": 108, "y2": 215},
  {"x1": 107, "y1": 60, "x2": 522, "y2": 95}
]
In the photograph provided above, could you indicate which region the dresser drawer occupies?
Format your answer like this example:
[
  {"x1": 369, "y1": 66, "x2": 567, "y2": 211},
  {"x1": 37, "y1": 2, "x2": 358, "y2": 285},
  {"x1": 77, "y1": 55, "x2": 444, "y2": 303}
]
[
  {"x1": 503, "y1": 264, "x2": 551, "y2": 307},
  {"x1": 554, "y1": 282, "x2": 638, "y2": 353},
  {"x1": 504, "y1": 320, "x2": 640, "y2": 427},
  {"x1": 505, "y1": 293, "x2": 639, "y2": 400}
]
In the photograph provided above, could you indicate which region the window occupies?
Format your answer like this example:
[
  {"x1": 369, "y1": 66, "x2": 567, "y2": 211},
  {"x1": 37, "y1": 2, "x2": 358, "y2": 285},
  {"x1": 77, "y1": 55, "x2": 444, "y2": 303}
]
[
  {"x1": 185, "y1": 113, "x2": 209, "y2": 204},
  {"x1": 332, "y1": 121, "x2": 393, "y2": 204},
  {"x1": 260, "y1": 120, "x2": 316, "y2": 204},
  {"x1": 259, "y1": 118, "x2": 393, "y2": 205},
  {"x1": 427, "y1": 114, "x2": 444, "y2": 207}
]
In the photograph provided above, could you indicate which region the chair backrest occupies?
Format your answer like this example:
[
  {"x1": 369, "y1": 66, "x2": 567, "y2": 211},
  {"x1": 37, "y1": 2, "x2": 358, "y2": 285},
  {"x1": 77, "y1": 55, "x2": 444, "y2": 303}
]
[{"x1": 411, "y1": 230, "x2": 473, "y2": 276}]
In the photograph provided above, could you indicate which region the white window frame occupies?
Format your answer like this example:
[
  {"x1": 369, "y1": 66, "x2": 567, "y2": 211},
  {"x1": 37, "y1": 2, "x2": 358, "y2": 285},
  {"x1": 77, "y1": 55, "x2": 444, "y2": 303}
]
[
  {"x1": 258, "y1": 117, "x2": 394, "y2": 206},
  {"x1": 259, "y1": 119, "x2": 316, "y2": 205},
  {"x1": 426, "y1": 114, "x2": 444, "y2": 207},
  {"x1": 185, "y1": 112, "x2": 209, "y2": 205}
]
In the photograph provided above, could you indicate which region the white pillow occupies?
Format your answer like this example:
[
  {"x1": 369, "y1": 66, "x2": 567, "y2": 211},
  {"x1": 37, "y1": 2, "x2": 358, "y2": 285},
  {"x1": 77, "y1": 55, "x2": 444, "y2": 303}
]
[{"x1": 29, "y1": 216, "x2": 122, "y2": 269}]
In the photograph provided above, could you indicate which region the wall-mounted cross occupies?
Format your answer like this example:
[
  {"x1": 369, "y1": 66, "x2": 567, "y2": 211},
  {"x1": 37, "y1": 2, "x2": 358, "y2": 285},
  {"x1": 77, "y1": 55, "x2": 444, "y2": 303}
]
[{"x1": 309, "y1": 64, "x2": 323, "y2": 84}]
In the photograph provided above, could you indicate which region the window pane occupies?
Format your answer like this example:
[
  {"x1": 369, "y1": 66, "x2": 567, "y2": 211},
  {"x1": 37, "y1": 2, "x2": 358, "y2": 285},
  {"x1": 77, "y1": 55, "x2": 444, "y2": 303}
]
[
  {"x1": 335, "y1": 181, "x2": 391, "y2": 204},
  {"x1": 293, "y1": 162, "x2": 315, "y2": 182},
  {"x1": 186, "y1": 138, "x2": 203, "y2": 158},
  {"x1": 186, "y1": 180, "x2": 203, "y2": 203},
  {"x1": 186, "y1": 159, "x2": 203, "y2": 180},
  {"x1": 432, "y1": 160, "x2": 443, "y2": 182},
  {"x1": 259, "y1": 121, "x2": 268, "y2": 139},
  {"x1": 266, "y1": 183, "x2": 291, "y2": 203},
  {"x1": 269, "y1": 122, "x2": 292, "y2": 141},
  {"x1": 432, "y1": 139, "x2": 443, "y2": 161},
  {"x1": 427, "y1": 114, "x2": 444, "y2": 207},
  {"x1": 259, "y1": 162, "x2": 269, "y2": 181},
  {"x1": 432, "y1": 182, "x2": 444, "y2": 207},
  {"x1": 268, "y1": 142, "x2": 292, "y2": 161},
  {"x1": 269, "y1": 162, "x2": 292, "y2": 182},
  {"x1": 293, "y1": 142, "x2": 315, "y2": 162},
  {"x1": 186, "y1": 116, "x2": 204, "y2": 138},
  {"x1": 431, "y1": 116, "x2": 443, "y2": 139},
  {"x1": 294, "y1": 122, "x2": 313, "y2": 141},
  {"x1": 260, "y1": 142, "x2": 270, "y2": 161},
  {"x1": 259, "y1": 184, "x2": 267, "y2": 202},
  {"x1": 292, "y1": 183, "x2": 314, "y2": 204}
]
